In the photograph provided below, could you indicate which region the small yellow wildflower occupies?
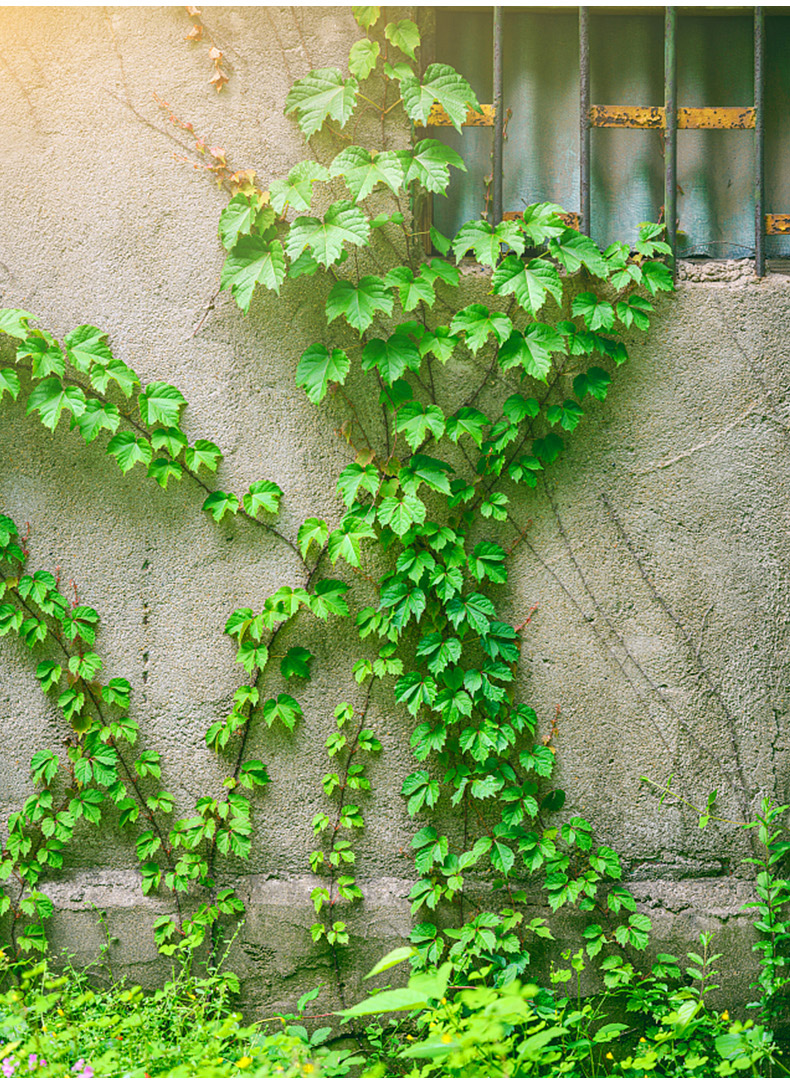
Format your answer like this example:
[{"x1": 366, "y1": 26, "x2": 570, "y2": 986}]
[
  {"x1": 639, "y1": 1037, "x2": 646, "y2": 1043},
  {"x1": 406, "y1": 1035, "x2": 414, "y2": 1041},
  {"x1": 235, "y1": 1055, "x2": 252, "y2": 1069},
  {"x1": 441, "y1": 1033, "x2": 452, "y2": 1045},
  {"x1": 302, "y1": 1064, "x2": 314, "y2": 1074},
  {"x1": 605, "y1": 1052, "x2": 614, "y2": 1060},
  {"x1": 721, "y1": 1010, "x2": 730, "y2": 1021},
  {"x1": 440, "y1": 997, "x2": 447, "y2": 1005}
]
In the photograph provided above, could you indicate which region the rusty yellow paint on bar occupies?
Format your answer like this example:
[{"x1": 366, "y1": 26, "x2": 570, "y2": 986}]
[
  {"x1": 427, "y1": 103, "x2": 495, "y2": 127},
  {"x1": 589, "y1": 105, "x2": 665, "y2": 129},
  {"x1": 766, "y1": 214, "x2": 790, "y2": 235},
  {"x1": 589, "y1": 105, "x2": 756, "y2": 130},
  {"x1": 678, "y1": 107, "x2": 755, "y2": 129}
]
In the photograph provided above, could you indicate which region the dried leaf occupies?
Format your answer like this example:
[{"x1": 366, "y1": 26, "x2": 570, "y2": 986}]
[
  {"x1": 208, "y1": 45, "x2": 222, "y2": 60},
  {"x1": 184, "y1": 25, "x2": 203, "y2": 40},
  {"x1": 185, "y1": 5, "x2": 201, "y2": 15}
]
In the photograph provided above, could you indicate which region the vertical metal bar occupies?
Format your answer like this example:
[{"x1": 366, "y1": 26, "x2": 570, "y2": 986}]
[
  {"x1": 492, "y1": 7, "x2": 504, "y2": 225},
  {"x1": 579, "y1": 6, "x2": 591, "y2": 236},
  {"x1": 754, "y1": 6, "x2": 765, "y2": 277},
  {"x1": 664, "y1": 7, "x2": 678, "y2": 272}
]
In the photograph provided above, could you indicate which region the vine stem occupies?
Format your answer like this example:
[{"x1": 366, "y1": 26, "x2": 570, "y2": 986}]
[
  {"x1": 322, "y1": 677, "x2": 376, "y2": 1009},
  {"x1": 14, "y1": 358, "x2": 307, "y2": 569},
  {"x1": 4, "y1": 581, "x2": 185, "y2": 931}
]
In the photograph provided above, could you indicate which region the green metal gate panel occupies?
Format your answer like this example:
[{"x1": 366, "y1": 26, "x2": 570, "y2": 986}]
[{"x1": 434, "y1": 8, "x2": 790, "y2": 259}]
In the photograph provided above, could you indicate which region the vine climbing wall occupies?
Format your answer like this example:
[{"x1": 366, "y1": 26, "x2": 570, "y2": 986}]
[{"x1": 1, "y1": 6, "x2": 789, "y2": 1016}]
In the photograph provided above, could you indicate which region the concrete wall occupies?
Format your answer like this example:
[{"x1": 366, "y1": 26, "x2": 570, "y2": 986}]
[{"x1": 1, "y1": 6, "x2": 789, "y2": 1016}]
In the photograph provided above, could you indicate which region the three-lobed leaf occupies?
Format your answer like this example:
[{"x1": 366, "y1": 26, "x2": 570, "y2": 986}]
[
  {"x1": 285, "y1": 68, "x2": 359, "y2": 138},
  {"x1": 221, "y1": 235, "x2": 286, "y2": 309},
  {"x1": 400, "y1": 63, "x2": 479, "y2": 132}
]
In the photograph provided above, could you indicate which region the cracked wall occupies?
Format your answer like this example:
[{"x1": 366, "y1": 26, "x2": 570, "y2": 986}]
[{"x1": 0, "y1": 6, "x2": 789, "y2": 1015}]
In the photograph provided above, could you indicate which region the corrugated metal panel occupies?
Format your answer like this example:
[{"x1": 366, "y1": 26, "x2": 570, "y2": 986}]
[{"x1": 434, "y1": 8, "x2": 790, "y2": 258}]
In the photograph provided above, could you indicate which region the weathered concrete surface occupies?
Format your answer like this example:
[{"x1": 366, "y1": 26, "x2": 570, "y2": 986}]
[{"x1": 0, "y1": 7, "x2": 789, "y2": 1014}]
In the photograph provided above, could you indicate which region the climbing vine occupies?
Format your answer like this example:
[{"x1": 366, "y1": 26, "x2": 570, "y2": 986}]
[{"x1": 0, "y1": 6, "x2": 674, "y2": 990}]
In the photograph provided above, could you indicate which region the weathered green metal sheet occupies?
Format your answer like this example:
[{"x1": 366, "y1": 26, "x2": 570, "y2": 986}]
[{"x1": 434, "y1": 9, "x2": 790, "y2": 259}]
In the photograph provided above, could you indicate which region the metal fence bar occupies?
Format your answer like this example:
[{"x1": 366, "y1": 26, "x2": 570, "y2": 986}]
[
  {"x1": 492, "y1": 7, "x2": 504, "y2": 225},
  {"x1": 664, "y1": 6, "x2": 678, "y2": 271},
  {"x1": 755, "y1": 6, "x2": 765, "y2": 277},
  {"x1": 579, "y1": 6, "x2": 590, "y2": 236}
]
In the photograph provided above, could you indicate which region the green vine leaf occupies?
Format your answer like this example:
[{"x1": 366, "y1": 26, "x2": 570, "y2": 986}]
[
  {"x1": 309, "y1": 579, "x2": 350, "y2": 619},
  {"x1": 26, "y1": 380, "x2": 85, "y2": 431},
  {"x1": 63, "y1": 325, "x2": 114, "y2": 374},
  {"x1": 281, "y1": 646, "x2": 313, "y2": 680},
  {"x1": 151, "y1": 426, "x2": 187, "y2": 458},
  {"x1": 298, "y1": 517, "x2": 329, "y2": 558},
  {"x1": 270, "y1": 161, "x2": 330, "y2": 215},
  {"x1": 262, "y1": 693, "x2": 303, "y2": 731},
  {"x1": 641, "y1": 260, "x2": 674, "y2": 295},
  {"x1": 400, "y1": 454, "x2": 454, "y2": 496},
  {"x1": 404, "y1": 140, "x2": 465, "y2": 194},
  {"x1": 452, "y1": 220, "x2": 525, "y2": 267},
  {"x1": 469, "y1": 542, "x2": 508, "y2": 584},
  {"x1": 0, "y1": 308, "x2": 36, "y2": 339},
  {"x1": 0, "y1": 369, "x2": 20, "y2": 402},
  {"x1": 217, "y1": 193, "x2": 274, "y2": 249},
  {"x1": 202, "y1": 491, "x2": 240, "y2": 522},
  {"x1": 243, "y1": 480, "x2": 283, "y2": 518},
  {"x1": 499, "y1": 324, "x2": 565, "y2": 381},
  {"x1": 286, "y1": 201, "x2": 370, "y2": 267},
  {"x1": 446, "y1": 592, "x2": 496, "y2": 634},
  {"x1": 571, "y1": 292, "x2": 615, "y2": 333},
  {"x1": 491, "y1": 255, "x2": 563, "y2": 315},
  {"x1": 348, "y1": 37, "x2": 380, "y2": 80},
  {"x1": 221, "y1": 235, "x2": 287, "y2": 310},
  {"x1": 285, "y1": 67, "x2": 359, "y2": 138},
  {"x1": 62, "y1": 606, "x2": 99, "y2": 644},
  {"x1": 238, "y1": 760, "x2": 270, "y2": 791},
  {"x1": 69, "y1": 399, "x2": 120, "y2": 444},
  {"x1": 17, "y1": 334, "x2": 66, "y2": 379},
  {"x1": 105, "y1": 431, "x2": 153, "y2": 474},
  {"x1": 330, "y1": 147, "x2": 405, "y2": 202},
  {"x1": 384, "y1": 19, "x2": 420, "y2": 60},
  {"x1": 378, "y1": 493, "x2": 426, "y2": 536},
  {"x1": 545, "y1": 399, "x2": 584, "y2": 432},
  {"x1": 326, "y1": 276, "x2": 393, "y2": 333},
  {"x1": 138, "y1": 382, "x2": 187, "y2": 428},
  {"x1": 547, "y1": 230, "x2": 608, "y2": 276},
  {"x1": 382, "y1": 267, "x2": 434, "y2": 312},
  {"x1": 395, "y1": 672, "x2": 437, "y2": 716},
  {"x1": 296, "y1": 344, "x2": 351, "y2": 404},
  {"x1": 395, "y1": 402, "x2": 445, "y2": 450},
  {"x1": 401, "y1": 771, "x2": 440, "y2": 816},
  {"x1": 327, "y1": 515, "x2": 376, "y2": 568},
  {"x1": 352, "y1": 6, "x2": 379, "y2": 30},
  {"x1": 184, "y1": 440, "x2": 223, "y2": 473},
  {"x1": 337, "y1": 462, "x2": 379, "y2": 506},
  {"x1": 400, "y1": 63, "x2": 480, "y2": 132},
  {"x1": 450, "y1": 305, "x2": 512, "y2": 355},
  {"x1": 361, "y1": 333, "x2": 420, "y2": 385},
  {"x1": 147, "y1": 458, "x2": 183, "y2": 489},
  {"x1": 89, "y1": 357, "x2": 139, "y2": 397},
  {"x1": 30, "y1": 749, "x2": 59, "y2": 785},
  {"x1": 445, "y1": 407, "x2": 488, "y2": 446}
]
